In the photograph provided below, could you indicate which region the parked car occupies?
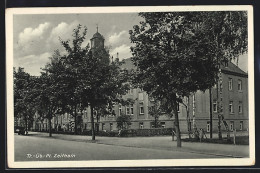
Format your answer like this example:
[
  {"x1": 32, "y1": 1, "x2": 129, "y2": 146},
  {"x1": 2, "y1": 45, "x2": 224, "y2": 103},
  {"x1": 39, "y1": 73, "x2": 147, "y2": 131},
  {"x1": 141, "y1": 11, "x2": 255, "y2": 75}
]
[{"x1": 15, "y1": 126, "x2": 25, "y2": 135}]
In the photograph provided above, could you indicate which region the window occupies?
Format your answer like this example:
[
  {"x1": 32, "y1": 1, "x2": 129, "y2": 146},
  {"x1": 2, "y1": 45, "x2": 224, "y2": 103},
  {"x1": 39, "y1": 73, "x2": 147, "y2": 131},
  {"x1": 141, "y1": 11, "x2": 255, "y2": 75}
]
[
  {"x1": 219, "y1": 83, "x2": 223, "y2": 92},
  {"x1": 110, "y1": 123, "x2": 113, "y2": 131},
  {"x1": 240, "y1": 121, "x2": 243, "y2": 130},
  {"x1": 139, "y1": 122, "x2": 144, "y2": 129},
  {"x1": 224, "y1": 61, "x2": 228, "y2": 67},
  {"x1": 192, "y1": 95, "x2": 196, "y2": 116},
  {"x1": 84, "y1": 109, "x2": 87, "y2": 118},
  {"x1": 138, "y1": 92, "x2": 144, "y2": 100},
  {"x1": 102, "y1": 123, "x2": 105, "y2": 130},
  {"x1": 228, "y1": 78, "x2": 233, "y2": 90},
  {"x1": 85, "y1": 123, "x2": 87, "y2": 130},
  {"x1": 93, "y1": 110, "x2": 97, "y2": 118},
  {"x1": 207, "y1": 121, "x2": 210, "y2": 132},
  {"x1": 230, "y1": 121, "x2": 234, "y2": 131},
  {"x1": 128, "y1": 88, "x2": 133, "y2": 95},
  {"x1": 238, "y1": 101, "x2": 243, "y2": 113},
  {"x1": 177, "y1": 103, "x2": 180, "y2": 112},
  {"x1": 150, "y1": 105, "x2": 155, "y2": 112},
  {"x1": 130, "y1": 104, "x2": 134, "y2": 115},
  {"x1": 213, "y1": 100, "x2": 217, "y2": 112},
  {"x1": 140, "y1": 105, "x2": 144, "y2": 114},
  {"x1": 161, "y1": 122, "x2": 166, "y2": 128},
  {"x1": 238, "y1": 79, "x2": 242, "y2": 91},
  {"x1": 126, "y1": 106, "x2": 130, "y2": 115},
  {"x1": 229, "y1": 101, "x2": 234, "y2": 113},
  {"x1": 119, "y1": 104, "x2": 122, "y2": 116},
  {"x1": 150, "y1": 122, "x2": 155, "y2": 128}
]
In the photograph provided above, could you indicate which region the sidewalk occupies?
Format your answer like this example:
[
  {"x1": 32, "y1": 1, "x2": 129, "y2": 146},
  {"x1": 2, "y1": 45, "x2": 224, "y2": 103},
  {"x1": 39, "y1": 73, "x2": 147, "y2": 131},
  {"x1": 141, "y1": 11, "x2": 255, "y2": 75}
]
[{"x1": 25, "y1": 131, "x2": 249, "y2": 158}]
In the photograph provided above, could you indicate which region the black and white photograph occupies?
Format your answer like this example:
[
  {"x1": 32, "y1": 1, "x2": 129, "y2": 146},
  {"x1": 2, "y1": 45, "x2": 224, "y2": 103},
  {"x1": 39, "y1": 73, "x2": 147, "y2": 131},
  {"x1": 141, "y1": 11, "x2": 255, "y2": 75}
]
[{"x1": 6, "y1": 6, "x2": 254, "y2": 168}]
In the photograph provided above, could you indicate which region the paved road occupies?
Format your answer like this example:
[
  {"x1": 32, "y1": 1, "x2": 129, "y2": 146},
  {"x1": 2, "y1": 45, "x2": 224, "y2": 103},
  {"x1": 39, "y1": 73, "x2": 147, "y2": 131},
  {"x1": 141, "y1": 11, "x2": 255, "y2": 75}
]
[{"x1": 15, "y1": 134, "x2": 224, "y2": 161}]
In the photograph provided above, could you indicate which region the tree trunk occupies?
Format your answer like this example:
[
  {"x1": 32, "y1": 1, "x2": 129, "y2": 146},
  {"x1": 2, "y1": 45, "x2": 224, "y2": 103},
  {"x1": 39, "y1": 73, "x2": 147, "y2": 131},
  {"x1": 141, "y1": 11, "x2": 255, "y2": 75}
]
[
  {"x1": 186, "y1": 105, "x2": 191, "y2": 139},
  {"x1": 90, "y1": 105, "x2": 95, "y2": 140},
  {"x1": 48, "y1": 116, "x2": 52, "y2": 137},
  {"x1": 25, "y1": 117, "x2": 28, "y2": 135},
  {"x1": 154, "y1": 117, "x2": 157, "y2": 128},
  {"x1": 96, "y1": 114, "x2": 99, "y2": 133},
  {"x1": 218, "y1": 115, "x2": 222, "y2": 140},
  {"x1": 173, "y1": 99, "x2": 181, "y2": 147},
  {"x1": 74, "y1": 106, "x2": 77, "y2": 135}
]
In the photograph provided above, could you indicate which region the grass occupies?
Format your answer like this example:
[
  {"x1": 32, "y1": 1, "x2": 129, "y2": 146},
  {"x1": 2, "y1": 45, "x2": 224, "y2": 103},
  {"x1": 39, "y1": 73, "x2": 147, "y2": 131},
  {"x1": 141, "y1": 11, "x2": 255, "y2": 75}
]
[{"x1": 182, "y1": 136, "x2": 249, "y2": 145}]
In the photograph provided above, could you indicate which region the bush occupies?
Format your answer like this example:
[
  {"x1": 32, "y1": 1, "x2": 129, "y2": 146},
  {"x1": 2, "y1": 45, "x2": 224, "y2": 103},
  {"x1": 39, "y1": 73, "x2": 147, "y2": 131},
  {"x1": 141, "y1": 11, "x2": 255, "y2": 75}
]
[
  {"x1": 119, "y1": 128, "x2": 174, "y2": 137},
  {"x1": 82, "y1": 130, "x2": 119, "y2": 137},
  {"x1": 182, "y1": 136, "x2": 249, "y2": 145},
  {"x1": 32, "y1": 128, "x2": 175, "y2": 137}
]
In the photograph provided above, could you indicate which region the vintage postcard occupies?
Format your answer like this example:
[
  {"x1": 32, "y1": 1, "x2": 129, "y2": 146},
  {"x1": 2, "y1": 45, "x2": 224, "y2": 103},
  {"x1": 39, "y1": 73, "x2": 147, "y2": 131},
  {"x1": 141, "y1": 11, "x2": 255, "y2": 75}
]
[{"x1": 6, "y1": 6, "x2": 254, "y2": 168}]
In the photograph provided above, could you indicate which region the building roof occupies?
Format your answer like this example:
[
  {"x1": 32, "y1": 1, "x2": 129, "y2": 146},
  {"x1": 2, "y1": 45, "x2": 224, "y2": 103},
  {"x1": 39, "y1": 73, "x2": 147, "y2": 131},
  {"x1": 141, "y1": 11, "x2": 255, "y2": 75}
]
[
  {"x1": 121, "y1": 57, "x2": 248, "y2": 77},
  {"x1": 220, "y1": 61, "x2": 248, "y2": 77},
  {"x1": 120, "y1": 58, "x2": 136, "y2": 70},
  {"x1": 91, "y1": 32, "x2": 104, "y2": 40}
]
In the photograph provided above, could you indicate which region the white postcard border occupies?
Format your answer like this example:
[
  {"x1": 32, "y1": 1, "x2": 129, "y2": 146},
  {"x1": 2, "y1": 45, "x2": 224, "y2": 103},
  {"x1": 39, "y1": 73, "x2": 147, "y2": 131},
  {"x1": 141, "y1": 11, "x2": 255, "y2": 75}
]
[{"x1": 6, "y1": 5, "x2": 255, "y2": 168}]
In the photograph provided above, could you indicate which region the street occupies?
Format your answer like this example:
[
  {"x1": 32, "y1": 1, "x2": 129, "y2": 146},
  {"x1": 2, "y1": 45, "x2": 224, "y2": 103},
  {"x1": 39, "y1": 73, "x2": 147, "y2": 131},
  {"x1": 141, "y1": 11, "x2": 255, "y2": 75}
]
[{"x1": 14, "y1": 132, "x2": 249, "y2": 161}]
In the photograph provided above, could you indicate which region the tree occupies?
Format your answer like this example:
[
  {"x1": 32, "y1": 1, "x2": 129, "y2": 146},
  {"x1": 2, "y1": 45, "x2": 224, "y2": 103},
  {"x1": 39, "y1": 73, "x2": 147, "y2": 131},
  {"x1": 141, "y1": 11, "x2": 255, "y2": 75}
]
[
  {"x1": 14, "y1": 67, "x2": 37, "y2": 135},
  {"x1": 148, "y1": 100, "x2": 164, "y2": 128},
  {"x1": 129, "y1": 12, "x2": 247, "y2": 147},
  {"x1": 59, "y1": 25, "x2": 130, "y2": 140},
  {"x1": 116, "y1": 113, "x2": 132, "y2": 130},
  {"x1": 59, "y1": 25, "x2": 90, "y2": 135},
  {"x1": 82, "y1": 56, "x2": 130, "y2": 140},
  {"x1": 35, "y1": 50, "x2": 68, "y2": 137}
]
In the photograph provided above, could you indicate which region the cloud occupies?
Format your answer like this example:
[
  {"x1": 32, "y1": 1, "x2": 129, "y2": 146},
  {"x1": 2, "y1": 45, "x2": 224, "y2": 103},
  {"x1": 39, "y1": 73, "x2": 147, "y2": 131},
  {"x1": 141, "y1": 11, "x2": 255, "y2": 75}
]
[
  {"x1": 237, "y1": 54, "x2": 248, "y2": 73},
  {"x1": 110, "y1": 44, "x2": 132, "y2": 60},
  {"x1": 108, "y1": 30, "x2": 129, "y2": 46},
  {"x1": 231, "y1": 53, "x2": 248, "y2": 73},
  {"x1": 15, "y1": 22, "x2": 51, "y2": 56},
  {"x1": 47, "y1": 20, "x2": 83, "y2": 50},
  {"x1": 14, "y1": 52, "x2": 51, "y2": 76},
  {"x1": 18, "y1": 22, "x2": 50, "y2": 45}
]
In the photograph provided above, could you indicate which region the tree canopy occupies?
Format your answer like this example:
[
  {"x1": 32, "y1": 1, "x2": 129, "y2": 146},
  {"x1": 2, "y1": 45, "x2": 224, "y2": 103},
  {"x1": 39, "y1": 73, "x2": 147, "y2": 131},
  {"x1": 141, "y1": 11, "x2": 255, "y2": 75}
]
[
  {"x1": 38, "y1": 24, "x2": 131, "y2": 139},
  {"x1": 129, "y1": 11, "x2": 248, "y2": 147},
  {"x1": 14, "y1": 67, "x2": 40, "y2": 134}
]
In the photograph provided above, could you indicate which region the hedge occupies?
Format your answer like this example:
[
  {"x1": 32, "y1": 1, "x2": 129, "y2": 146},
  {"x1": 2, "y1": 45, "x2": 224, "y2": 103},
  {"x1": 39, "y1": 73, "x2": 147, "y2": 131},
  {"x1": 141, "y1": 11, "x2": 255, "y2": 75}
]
[
  {"x1": 119, "y1": 128, "x2": 174, "y2": 137},
  {"x1": 32, "y1": 128, "x2": 174, "y2": 137}
]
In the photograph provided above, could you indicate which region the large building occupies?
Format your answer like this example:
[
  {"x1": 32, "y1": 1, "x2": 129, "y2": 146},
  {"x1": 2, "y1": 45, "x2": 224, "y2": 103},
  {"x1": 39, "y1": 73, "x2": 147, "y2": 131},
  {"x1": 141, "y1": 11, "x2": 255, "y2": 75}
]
[
  {"x1": 32, "y1": 30, "x2": 248, "y2": 134},
  {"x1": 82, "y1": 58, "x2": 248, "y2": 133}
]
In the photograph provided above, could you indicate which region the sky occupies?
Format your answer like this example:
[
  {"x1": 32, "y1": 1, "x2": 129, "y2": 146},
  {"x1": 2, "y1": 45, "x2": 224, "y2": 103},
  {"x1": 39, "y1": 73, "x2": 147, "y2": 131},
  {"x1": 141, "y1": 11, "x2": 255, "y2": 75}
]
[
  {"x1": 13, "y1": 13, "x2": 248, "y2": 76},
  {"x1": 13, "y1": 13, "x2": 143, "y2": 76}
]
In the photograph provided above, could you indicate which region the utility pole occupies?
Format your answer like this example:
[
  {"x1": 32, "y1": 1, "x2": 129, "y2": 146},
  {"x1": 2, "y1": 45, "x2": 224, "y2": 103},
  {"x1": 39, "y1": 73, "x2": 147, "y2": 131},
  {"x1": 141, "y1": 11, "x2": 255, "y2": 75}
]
[
  {"x1": 209, "y1": 88, "x2": 213, "y2": 138},
  {"x1": 217, "y1": 69, "x2": 223, "y2": 140}
]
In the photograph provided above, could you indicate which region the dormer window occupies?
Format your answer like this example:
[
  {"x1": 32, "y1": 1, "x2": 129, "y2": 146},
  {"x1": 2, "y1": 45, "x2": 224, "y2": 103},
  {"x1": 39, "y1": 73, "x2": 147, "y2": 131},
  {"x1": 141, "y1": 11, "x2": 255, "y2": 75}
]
[{"x1": 224, "y1": 61, "x2": 228, "y2": 67}]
